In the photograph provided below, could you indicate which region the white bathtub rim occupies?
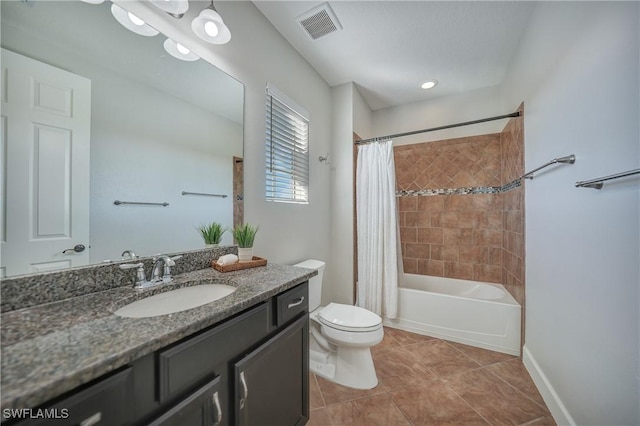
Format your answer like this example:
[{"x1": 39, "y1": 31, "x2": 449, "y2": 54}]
[
  {"x1": 383, "y1": 320, "x2": 521, "y2": 356},
  {"x1": 401, "y1": 274, "x2": 520, "y2": 307},
  {"x1": 399, "y1": 284, "x2": 520, "y2": 307}
]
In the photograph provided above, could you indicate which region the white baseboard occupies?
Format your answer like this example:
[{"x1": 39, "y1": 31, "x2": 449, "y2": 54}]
[{"x1": 522, "y1": 345, "x2": 575, "y2": 426}]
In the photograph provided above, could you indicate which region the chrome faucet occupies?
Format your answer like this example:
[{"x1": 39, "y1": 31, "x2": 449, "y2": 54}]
[
  {"x1": 119, "y1": 262, "x2": 148, "y2": 289},
  {"x1": 121, "y1": 250, "x2": 138, "y2": 260},
  {"x1": 150, "y1": 255, "x2": 182, "y2": 284},
  {"x1": 150, "y1": 256, "x2": 174, "y2": 283},
  {"x1": 119, "y1": 255, "x2": 182, "y2": 290}
]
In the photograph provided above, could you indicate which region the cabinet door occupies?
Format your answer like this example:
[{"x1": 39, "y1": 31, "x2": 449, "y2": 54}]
[
  {"x1": 18, "y1": 368, "x2": 132, "y2": 426},
  {"x1": 234, "y1": 314, "x2": 309, "y2": 426},
  {"x1": 148, "y1": 376, "x2": 224, "y2": 426}
]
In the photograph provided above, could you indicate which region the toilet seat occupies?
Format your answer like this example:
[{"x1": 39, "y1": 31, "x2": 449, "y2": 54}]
[{"x1": 318, "y1": 303, "x2": 382, "y2": 332}]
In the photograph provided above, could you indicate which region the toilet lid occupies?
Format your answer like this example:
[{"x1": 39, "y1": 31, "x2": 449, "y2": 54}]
[{"x1": 318, "y1": 303, "x2": 382, "y2": 332}]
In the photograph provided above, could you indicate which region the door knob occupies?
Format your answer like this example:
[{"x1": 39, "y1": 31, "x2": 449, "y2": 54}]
[{"x1": 63, "y1": 244, "x2": 86, "y2": 254}]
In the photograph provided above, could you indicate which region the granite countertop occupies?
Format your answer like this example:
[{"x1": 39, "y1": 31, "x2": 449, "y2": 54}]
[{"x1": 0, "y1": 264, "x2": 316, "y2": 411}]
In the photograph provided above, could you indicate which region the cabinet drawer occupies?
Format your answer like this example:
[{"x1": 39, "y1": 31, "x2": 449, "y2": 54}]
[
  {"x1": 19, "y1": 367, "x2": 133, "y2": 426},
  {"x1": 275, "y1": 282, "x2": 308, "y2": 327},
  {"x1": 158, "y1": 303, "x2": 269, "y2": 403}
]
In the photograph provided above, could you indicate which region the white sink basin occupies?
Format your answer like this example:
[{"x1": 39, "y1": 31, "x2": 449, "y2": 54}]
[{"x1": 114, "y1": 284, "x2": 236, "y2": 318}]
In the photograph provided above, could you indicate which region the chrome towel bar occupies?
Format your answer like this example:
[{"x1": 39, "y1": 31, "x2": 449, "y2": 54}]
[
  {"x1": 181, "y1": 191, "x2": 228, "y2": 198},
  {"x1": 575, "y1": 168, "x2": 640, "y2": 189},
  {"x1": 114, "y1": 200, "x2": 169, "y2": 207},
  {"x1": 518, "y1": 155, "x2": 575, "y2": 181}
]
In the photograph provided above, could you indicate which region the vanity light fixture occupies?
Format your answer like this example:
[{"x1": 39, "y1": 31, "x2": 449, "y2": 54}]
[
  {"x1": 420, "y1": 80, "x2": 438, "y2": 90},
  {"x1": 191, "y1": 1, "x2": 231, "y2": 45},
  {"x1": 149, "y1": 0, "x2": 189, "y2": 16},
  {"x1": 110, "y1": 4, "x2": 160, "y2": 37},
  {"x1": 163, "y1": 38, "x2": 200, "y2": 61},
  {"x1": 80, "y1": 0, "x2": 105, "y2": 4}
]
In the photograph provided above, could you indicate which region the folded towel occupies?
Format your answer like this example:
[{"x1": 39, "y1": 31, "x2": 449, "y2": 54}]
[{"x1": 216, "y1": 254, "x2": 239, "y2": 266}]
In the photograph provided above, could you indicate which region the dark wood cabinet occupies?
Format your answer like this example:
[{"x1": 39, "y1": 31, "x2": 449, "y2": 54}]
[
  {"x1": 148, "y1": 282, "x2": 309, "y2": 426},
  {"x1": 12, "y1": 282, "x2": 308, "y2": 426},
  {"x1": 234, "y1": 315, "x2": 309, "y2": 426},
  {"x1": 17, "y1": 367, "x2": 133, "y2": 426},
  {"x1": 157, "y1": 303, "x2": 270, "y2": 404},
  {"x1": 147, "y1": 376, "x2": 223, "y2": 426}
]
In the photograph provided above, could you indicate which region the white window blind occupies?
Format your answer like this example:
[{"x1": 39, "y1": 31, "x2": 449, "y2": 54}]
[{"x1": 265, "y1": 84, "x2": 309, "y2": 204}]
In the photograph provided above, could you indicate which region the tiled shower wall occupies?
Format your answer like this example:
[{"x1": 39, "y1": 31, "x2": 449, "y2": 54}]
[
  {"x1": 395, "y1": 134, "x2": 505, "y2": 283},
  {"x1": 501, "y1": 110, "x2": 525, "y2": 311},
  {"x1": 394, "y1": 111, "x2": 525, "y2": 310}
]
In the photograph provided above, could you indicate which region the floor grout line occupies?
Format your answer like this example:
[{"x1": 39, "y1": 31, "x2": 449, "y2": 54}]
[
  {"x1": 311, "y1": 373, "x2": 327, "y2": 409},
  {"x1": 519, "y1": 416, "x2": 549, "y2": 426},
  {"x1": 484, "y1": 361, "x2": 551, "y2": 413},
  {"x1": 389, "y1": 394, "x2": 415, "y2": 426},
  {"x1": 443, "y1": 379, "x2": 494, "y2": 426}
]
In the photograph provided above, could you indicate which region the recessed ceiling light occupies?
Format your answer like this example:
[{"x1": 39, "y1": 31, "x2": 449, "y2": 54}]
[{"x1": 421, "y1": 80, "x2": 438, "y2": 90}]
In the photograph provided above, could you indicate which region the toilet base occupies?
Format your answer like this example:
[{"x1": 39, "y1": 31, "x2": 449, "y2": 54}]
[
  {"x1": 310, "y1": 349, "x2": 336, "y2": 381},
  {"x1": 309, "y1": 346, "x2": 378, "y2": 390}
]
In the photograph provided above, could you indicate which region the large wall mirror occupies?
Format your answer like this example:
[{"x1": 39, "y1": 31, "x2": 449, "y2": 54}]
[{"x1": 1, "y1": 1, "x2": 244, "y2": 278}]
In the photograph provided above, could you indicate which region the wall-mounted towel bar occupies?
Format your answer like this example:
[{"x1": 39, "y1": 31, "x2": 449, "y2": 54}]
[
  {"x1": 114, "y1": 200, "x2": 169, "y2": 207},
  {"x1": 575, "y1": 168, "x2": 640, "y2": 189},
  {"x1": 518, "y1": 155, "x2": 575, "y2": 181},
  {"x1": 181, "y1": 191, "x2": 228, "y2": 198}
]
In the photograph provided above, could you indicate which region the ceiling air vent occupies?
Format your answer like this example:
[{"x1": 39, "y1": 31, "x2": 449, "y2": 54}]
[{"x1": 296, "y1": 3, "x2": 343, "y2": 41}]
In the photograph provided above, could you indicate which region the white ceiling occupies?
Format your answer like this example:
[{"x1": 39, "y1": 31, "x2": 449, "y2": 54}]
[{"x1": 254, "y1": 1, "x2": 535, "y2": 111}]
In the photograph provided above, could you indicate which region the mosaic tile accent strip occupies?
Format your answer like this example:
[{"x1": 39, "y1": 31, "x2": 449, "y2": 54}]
[
  {"x1": 396, "y1": 178, "x2": 521, "y2": 197},
  {"x1": 500, "y1": 178, "x2": 523, "y2": 193}
]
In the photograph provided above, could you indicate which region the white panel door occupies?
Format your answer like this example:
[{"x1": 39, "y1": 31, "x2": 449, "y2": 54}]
[{"x1": 1, "y1": 49, "x2": 91, "y2": 277}]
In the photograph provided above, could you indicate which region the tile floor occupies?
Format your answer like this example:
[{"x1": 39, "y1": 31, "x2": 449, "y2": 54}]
[{"x1": 308, "y1": 327, "x2": 556, "y2": 426}]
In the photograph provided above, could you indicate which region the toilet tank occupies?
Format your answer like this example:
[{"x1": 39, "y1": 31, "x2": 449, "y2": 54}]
[{"x1": 293, "y1": 259, "x2": 325, "y2": 311}]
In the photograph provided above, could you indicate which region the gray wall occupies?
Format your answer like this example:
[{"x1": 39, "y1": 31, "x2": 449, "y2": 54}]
[{"x1": 502, "y1": 2, "x2": 640, "y2": 424}]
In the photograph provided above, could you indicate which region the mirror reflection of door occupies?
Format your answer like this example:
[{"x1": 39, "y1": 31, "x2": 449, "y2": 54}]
[{"x1": 1, "y1": 49, "x2": 91, "y2": 277}]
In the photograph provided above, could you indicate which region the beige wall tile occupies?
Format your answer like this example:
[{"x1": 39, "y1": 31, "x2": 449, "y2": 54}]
[{"x1": 394, "y1": 121, "x2": 524, "y2": 352}]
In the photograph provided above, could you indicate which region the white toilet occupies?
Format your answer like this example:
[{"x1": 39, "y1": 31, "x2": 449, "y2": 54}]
[{"x1": 294, "y1": 259, "x2": 383, "y2": 389}]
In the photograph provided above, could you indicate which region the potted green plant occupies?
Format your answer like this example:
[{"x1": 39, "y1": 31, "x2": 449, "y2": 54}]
[
  {"x1": 197, "y1": 222, "x2": 226, "y2": 247},
  {"x1": 232, "y1": 223, "x2": 259, "y2": 262}
]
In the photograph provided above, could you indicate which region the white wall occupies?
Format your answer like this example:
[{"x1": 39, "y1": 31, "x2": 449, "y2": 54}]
[
  {"x1": 502, "y1": 3, "x2": 640, "y2": 425},
  {"x1": 328, "y1": 83, "x2": 355, "y2": 305},
  {"x1": 326, "y1": 84, "x2": 373, "y2": 306},
  {"x1": 90, "y1": 71, "x2": 240, "y2": 261},
  {"x1": 372, "y1": 85, "x2": 505, "y2": 145},
  {"x1": 353, "y1": 85, "x2": 374, "y2": 141},
  {"x1": 130, "y1": 2, "x2": 333, "y2": 266}
]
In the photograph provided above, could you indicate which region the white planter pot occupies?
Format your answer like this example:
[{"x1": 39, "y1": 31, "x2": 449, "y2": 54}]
[
  {"x1": 238, "y1": 247, "x2": 253, "y2": 262},
  {"x1": 205, "y1": 243, "x2": 219, "y2": 248}
]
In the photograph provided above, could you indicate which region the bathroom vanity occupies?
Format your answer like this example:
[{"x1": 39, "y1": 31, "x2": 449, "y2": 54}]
[{"x1": 0, "y1": 257, "x2": 314, "y2": 426}]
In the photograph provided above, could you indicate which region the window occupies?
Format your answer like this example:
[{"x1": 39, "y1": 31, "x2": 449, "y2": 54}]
[{"x1": 265, "y1": 84, "x2": 309, "y2": 204}]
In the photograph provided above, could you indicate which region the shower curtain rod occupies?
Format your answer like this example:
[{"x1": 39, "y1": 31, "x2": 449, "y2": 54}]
[{"x1": 355, "y1": 111, "x2": 521, "y2": 145}]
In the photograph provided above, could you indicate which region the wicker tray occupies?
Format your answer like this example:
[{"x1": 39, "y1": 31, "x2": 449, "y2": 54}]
[{"x1": 211, "y1": 256, "x2": 267, "y2": 273}]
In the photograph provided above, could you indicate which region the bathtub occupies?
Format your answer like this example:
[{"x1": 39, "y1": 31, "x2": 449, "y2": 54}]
[{"x1": 383, "y1": 273, "x2": 521, "y2": 355}]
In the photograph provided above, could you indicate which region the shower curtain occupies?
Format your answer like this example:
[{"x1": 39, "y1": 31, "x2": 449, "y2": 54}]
[{"x1": 356, "y1": 139, "x2": 402, "y2": 319}]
